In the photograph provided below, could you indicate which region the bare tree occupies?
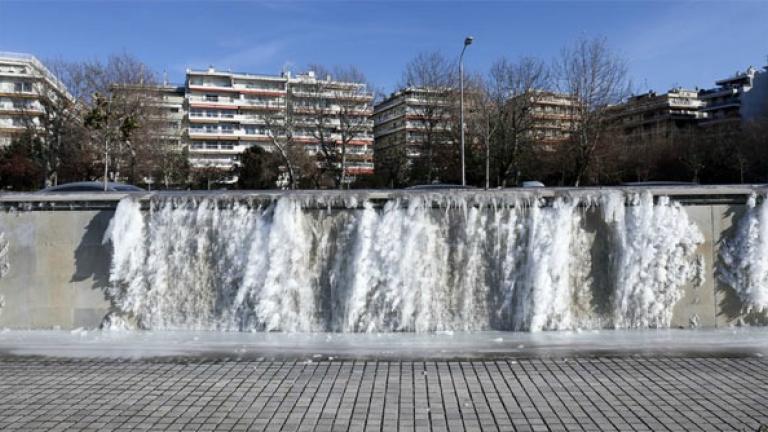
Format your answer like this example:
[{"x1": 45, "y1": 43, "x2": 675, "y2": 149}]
[
  {"x1": 487, "y1": 57, "x2": 551, "y2": 186},
  {"x1": 62, "y1": 53, "x2": 171, "y2": 186},
  {"x1": 555, "y1": 37, "x2": 631, "y2": 186},
  {"x1": 10, "y1": 59, "x2": 89, "y2": 188},
  {"x1": 292, "y1": 66, "x2": 373, "y2": 189},
  {"x1": 399, "y1": 52, "x2": 456, "y2": 184},
  {"x1": 262, "y1": 106, "x2": 302, "y2": 189}
]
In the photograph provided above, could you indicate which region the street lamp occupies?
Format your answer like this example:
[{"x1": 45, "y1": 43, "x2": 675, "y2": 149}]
[{"x1": 460, "y1": 36, "x2": 473, "y2": 187}]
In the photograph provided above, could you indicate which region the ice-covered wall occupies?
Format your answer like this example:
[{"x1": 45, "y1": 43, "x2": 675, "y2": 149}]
[{"x1": 101, "y1": 191, "x2": 705, "y2": 332}]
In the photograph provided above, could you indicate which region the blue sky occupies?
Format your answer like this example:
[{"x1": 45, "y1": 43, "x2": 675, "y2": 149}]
[{"x1": 1, "y1": 1, "x2": 767, "y2": 95}]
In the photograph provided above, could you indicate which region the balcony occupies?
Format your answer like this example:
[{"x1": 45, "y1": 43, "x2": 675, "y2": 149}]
[
  {"x1": 236, "y1": 87, "x2": 286, "y2": 97},
  {"x1": 238, "y1": 100, "x2": 283, "y2": 110},
  {"x1": 188, "y1": 96, "x2": 239, "y2": 110},
  {"x1": 0, "y1": 89, "x2": 37, "y2": 99},
  {"x1": 235, "y1": 114, "x2": 268, "y2": 124}
]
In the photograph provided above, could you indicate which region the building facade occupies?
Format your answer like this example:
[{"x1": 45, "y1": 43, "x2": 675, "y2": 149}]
[
  {"x1": 607, "y1": 88, "x2": 704, "y2": 142},
  {"x1": 0, "y1": 52, "x2": 71, "y2": 147},
  {"x1": 184, "y1": 67, "x2": 374, "y2": 179},
  {"x1": 699, "y1": 66, "x2": 768, "y2": 128},
  {"x1": 524, "y1": 91, "x2": 580, "y2": 149},
  {"x1": 373, "y1": 87, "x2": 453, "y2": 166}
]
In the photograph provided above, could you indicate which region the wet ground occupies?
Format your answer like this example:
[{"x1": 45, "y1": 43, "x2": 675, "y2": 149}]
[{"x1": 1, "y1": 327, "x2": 768, "y2": 361}]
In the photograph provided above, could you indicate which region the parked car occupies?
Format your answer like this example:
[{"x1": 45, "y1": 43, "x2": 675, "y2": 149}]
[
  {"x1": 520, "y1": 181, "x2": 545, "y2": 188},
  {"x1": 38, "y1": 181, "x2": 145, "y2": 193}
]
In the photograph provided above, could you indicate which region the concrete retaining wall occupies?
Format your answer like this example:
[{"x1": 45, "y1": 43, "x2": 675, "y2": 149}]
[{"x1": 0, "y1": 187, "x2": 765, "y2": 330}]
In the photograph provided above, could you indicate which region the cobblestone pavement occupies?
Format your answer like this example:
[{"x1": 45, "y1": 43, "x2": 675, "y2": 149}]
[{"x1": 0, "y1": 357, "x2": 766, "y2": 432}]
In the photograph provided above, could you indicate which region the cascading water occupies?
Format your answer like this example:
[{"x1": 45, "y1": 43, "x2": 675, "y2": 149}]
[
  {"x1": 103, "y1": 191, "x2": 705, "y2": 332},
  {"x1": 0, "y1": 232, "x2": 8, "y2": 279},
  {"x1": 718, "y1": 193, "x2": 768, "y2": 312},
  {"x1": 0, "y1": 232, "x2": 7, "y2": 317}
]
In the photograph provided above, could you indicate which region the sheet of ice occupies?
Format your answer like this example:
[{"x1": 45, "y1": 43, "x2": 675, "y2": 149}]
[{"x1": 1, "y1": 328, "x2": 767, "y2": 360}]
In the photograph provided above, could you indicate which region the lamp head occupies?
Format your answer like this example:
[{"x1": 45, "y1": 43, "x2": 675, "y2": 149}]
[{"x1": 464, "y1": 36, "x2": 474, "y2": 46}]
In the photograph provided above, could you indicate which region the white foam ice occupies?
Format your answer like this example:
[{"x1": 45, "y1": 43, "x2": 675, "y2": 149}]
[
  {"x1": 602, "y1": 192, "x2": 704, "y2": 328},
  {"x1": 719, "y1": 194, "x2": 768, "y2": 312},
  {"x1": 102, "y1": 191, "x2": 705, "y2": 333}
]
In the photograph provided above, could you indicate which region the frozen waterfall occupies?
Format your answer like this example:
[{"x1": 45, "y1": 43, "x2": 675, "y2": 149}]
[
  {"x1": 102, "y1": 191, "x2": 705, "y2": 332},
  {"x1": 719, "y1": 194, "x2": 768, "y2": 312}
]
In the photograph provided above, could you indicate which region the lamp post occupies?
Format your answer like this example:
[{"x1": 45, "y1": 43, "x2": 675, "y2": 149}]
[{"x1": 460, "y1": 36, "x2": 473, "y2": 186}]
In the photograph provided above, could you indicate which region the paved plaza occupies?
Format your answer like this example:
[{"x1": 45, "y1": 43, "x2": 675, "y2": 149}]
[{"x1": 0, "y1": 356, "x2": 766, "y2": 432}]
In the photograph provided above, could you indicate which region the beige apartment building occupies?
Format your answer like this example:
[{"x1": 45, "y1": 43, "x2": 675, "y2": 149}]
[
  {"x1": 373, "y1": 87, "x2": 453, "y2": 165},
  {"x1": 0, "y1": 52, "x2": 72, "y2": 147},
  {"x1": 607, "y1": 88, "x2": 705, "y2": 142},
  {"x1": 373, "y1": 88, "x2": 578, "y2": 175},
  {"x1": 185, "y1": 67, "x2": 374, "y2": 179},
  {"x1": 111, "y1": 83, "x2": 186, "y2": 148},
  {"x1": 524, "y1": 91, "x2": 580, "y2": 149}
]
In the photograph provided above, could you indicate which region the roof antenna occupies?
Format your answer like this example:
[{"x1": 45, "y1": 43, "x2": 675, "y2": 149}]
[{"x1": 163, "y1": 69, "x2": 168, "y2": 86}]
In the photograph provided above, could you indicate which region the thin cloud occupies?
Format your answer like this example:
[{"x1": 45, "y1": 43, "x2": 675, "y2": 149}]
[{"x1": 184, "y1": 39, "x2": 288, "y2": 74}]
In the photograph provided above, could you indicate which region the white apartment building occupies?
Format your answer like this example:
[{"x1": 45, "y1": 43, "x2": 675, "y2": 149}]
[
  {"x1": 700, "y1": 65, "x2": 768, "y2": 128},
  {"x1": 607, "y1": 88, "x2": 705, "y2": 141},
  {"x1": 185, "y1": 67, "x2": 374, "y2": 177},
  {"x1": 0, "y1": 52, "x2": 71, "y2": 147}
]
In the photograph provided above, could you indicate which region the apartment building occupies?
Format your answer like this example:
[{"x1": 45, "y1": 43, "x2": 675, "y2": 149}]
[
  {"x1": 0, "y1": 52, "x2": 71, "y2": 147},
  {"x1": 185, "y1": 67, "x2": 374, "y2": 178},
  {"x1": 699, "y1": 65, "x2": 768, "y2": 128},
  {"x1": 524, "y1": 91, "x2": 580, "y2": 149},
  {"x1": 607, "y1": 88, "x2": 705, "y2": 142},
  {"x1": 111, "y1": 83, "x2": 186, "y2": 148},
  {"x1": 287, "y1": 71, "x2": 375, "y2": 177},
  {"x1": 373, "y1": 87, "x2": 453, "y2": 165}
]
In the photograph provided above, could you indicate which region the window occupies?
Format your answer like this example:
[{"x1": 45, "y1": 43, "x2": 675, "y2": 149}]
[
  {"x1": 245, "y1": 126, "x2": 265, "y2": 135},
  {"x1": 14, "y1": 82, "x2": 32, "y2": 92},
  {"x1": 205, "y1": 94, "x2": 219, "y2": 102}
]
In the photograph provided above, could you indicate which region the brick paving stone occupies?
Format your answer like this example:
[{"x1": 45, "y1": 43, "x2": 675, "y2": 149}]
[{"x1": 0, "y1": 357, "x2": 766, "y2": 431}]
